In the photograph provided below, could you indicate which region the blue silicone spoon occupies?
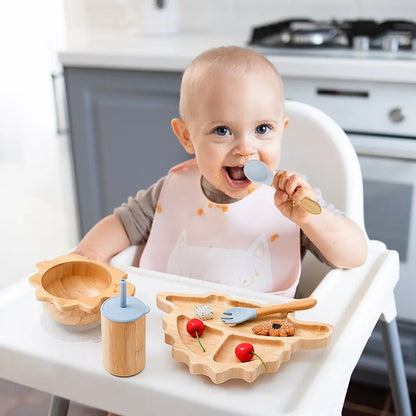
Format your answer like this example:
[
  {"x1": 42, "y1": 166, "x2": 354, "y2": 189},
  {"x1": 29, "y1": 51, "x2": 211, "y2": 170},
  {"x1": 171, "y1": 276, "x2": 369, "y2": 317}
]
[{"x1": 243, "y1": 160, "x2": 322, "y2": 215}]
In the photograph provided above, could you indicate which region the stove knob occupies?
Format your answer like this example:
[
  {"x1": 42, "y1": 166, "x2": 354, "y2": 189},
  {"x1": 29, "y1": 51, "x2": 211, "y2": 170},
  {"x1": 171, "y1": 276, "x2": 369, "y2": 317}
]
[
  {"x1": 281, "y1": 31, "x2": 291, "y2": 44},
  {"x1": 353, "y1": 36, "x2": 370, "y2": 51},
  {"x1": 389, "y1": 107, "x2": 405, "y2": 123},
  {"x1": 382, "y1": 36, "x2": 400, "y2": 52}
]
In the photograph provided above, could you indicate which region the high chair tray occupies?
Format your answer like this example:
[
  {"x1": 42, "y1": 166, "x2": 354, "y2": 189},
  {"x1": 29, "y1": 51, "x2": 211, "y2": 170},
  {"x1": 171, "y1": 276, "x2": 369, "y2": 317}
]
[
  {"x1": 0, "y1": 241, "x2": 399, "y2": 416},
  {"x1": 157, "y1": 292, "x2": 333, "y2": 383}
]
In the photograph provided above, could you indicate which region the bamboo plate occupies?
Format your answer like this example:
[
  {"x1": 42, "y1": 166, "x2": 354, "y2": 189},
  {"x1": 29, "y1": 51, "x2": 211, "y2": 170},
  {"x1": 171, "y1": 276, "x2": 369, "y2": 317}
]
[
  {"x1": 157, "y1": 292, "x2": 333, "y2": 384},
  {"x1": 29, "y1": 254, "x2": 135, "y2": 326}
]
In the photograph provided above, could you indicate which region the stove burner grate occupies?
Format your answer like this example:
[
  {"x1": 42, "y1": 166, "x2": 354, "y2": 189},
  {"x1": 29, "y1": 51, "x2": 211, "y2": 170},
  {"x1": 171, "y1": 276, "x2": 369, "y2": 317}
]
[{"x1": 249, "y1": 18, "x2": 416, "y2": 52}]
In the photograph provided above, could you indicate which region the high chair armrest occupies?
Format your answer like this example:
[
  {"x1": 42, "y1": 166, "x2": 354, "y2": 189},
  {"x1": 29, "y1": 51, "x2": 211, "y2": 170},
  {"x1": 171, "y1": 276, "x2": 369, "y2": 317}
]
[
  {"x1": 297, "y1": 240, "x2": 399, "y2": 327},
  {"x1": 110, "y1": 245, "x2": 140, "y2": 269}
]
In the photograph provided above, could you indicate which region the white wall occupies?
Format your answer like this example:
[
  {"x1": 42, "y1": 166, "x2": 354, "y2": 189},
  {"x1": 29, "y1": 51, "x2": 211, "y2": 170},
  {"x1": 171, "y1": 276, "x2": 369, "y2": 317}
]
[
  {"x1": 63, "y1": 0, "x2": 416, "y2": 41},
  {"x1": 179, "y1": 0, "x2": 416, "y2": 36},
  {"x1": 0, "y1": 0, "x2": 78, "y2": 289}
]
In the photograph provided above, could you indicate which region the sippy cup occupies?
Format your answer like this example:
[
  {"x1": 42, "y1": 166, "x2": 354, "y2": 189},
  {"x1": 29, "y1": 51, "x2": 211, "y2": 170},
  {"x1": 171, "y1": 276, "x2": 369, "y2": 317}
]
[{"x1": 101, "y1": 279, "x2": 150, "y2": 376}]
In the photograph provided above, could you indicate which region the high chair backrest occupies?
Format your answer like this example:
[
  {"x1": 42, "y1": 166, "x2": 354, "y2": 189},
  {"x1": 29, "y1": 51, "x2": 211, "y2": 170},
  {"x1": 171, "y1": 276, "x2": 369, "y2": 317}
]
[{"x1": 281, "y1": 101, "x2": 366, "y2": 296}]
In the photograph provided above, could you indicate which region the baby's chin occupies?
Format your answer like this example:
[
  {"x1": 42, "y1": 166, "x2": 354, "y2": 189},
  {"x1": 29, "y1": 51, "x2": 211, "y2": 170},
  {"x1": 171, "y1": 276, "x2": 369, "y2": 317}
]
[{"x1": 222, "y1": 183, "x2": 260, "y2": 200}]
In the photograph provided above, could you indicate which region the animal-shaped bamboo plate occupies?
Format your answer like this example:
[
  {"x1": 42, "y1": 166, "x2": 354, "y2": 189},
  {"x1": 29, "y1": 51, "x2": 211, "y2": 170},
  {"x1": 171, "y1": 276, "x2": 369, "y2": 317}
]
[
  {"x1": 29, "y1": 254, "x2": 135, "y2": 326},
  {"x1": 157, "y1": 292, "x2": 333, "y2": 384}
]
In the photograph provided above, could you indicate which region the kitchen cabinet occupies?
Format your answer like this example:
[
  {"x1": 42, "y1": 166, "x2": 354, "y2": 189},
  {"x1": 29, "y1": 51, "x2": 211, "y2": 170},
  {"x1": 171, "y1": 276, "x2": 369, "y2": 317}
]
[
  {"x1": 64, "y1": 67, "x2": 189, "y2": 237},
  {"x1": 63, "y1": 67, "x2": 415, "y2": 392}
]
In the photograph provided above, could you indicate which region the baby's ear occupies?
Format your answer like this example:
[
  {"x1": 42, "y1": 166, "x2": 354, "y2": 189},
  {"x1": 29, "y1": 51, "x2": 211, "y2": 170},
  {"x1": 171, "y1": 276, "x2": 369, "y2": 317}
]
[{"x1": 171, "y1": 118, "x2": 195, "y2": 154}]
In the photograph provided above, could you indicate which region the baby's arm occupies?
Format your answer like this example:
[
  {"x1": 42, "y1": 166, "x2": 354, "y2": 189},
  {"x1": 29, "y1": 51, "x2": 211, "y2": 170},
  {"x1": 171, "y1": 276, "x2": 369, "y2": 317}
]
[
  {"x1": 297, "y1": 209, "x2": 367, "y2": 268},
  {"x1": 72, "y1": 214, "x2": 130, "y2": 263},
  {"x1": 273, "y1": 171, "x2": 367, "y2": 268},
  {"x1": 73, "y1": 177, "x2": 166, "y2": 264}
]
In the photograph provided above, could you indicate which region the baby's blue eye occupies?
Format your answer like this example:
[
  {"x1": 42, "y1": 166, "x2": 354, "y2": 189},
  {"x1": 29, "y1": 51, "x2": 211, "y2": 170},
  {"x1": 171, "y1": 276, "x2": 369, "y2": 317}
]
[
  {"x1": 256, "y1": 124, "x2": 270, "y2": 134},
  {"x1": 215, "y1": 126, "x2": 230, "y2": 136}
]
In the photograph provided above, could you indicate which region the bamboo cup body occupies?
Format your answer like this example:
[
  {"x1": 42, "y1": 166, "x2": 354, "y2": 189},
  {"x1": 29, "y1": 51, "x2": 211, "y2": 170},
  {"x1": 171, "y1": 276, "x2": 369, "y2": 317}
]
[
  {"x1": 101, "y1": 314, "x2": 146, "y2": 377},
  {"x1": 101, "y1": 279, "x2": 149, "y2": 377}
]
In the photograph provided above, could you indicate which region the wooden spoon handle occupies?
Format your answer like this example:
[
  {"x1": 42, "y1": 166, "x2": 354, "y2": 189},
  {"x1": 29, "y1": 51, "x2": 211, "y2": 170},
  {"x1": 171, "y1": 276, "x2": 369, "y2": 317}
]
[
  {"x1": 299, "y1": 197, "x2": 322, "y2": 215},
  {"x1": 255, "y1": 297, "x2": 317, "y2": 317}
]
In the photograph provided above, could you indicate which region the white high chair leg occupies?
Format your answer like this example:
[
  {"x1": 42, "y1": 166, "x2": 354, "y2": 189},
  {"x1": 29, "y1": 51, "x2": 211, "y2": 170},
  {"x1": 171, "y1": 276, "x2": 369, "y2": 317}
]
[
  {"x1": 48, "y1": 395, "x2": 69, "y2": 416},
  {"x1": 380, "y1": 294, "x2": 412, "y2": 416}
]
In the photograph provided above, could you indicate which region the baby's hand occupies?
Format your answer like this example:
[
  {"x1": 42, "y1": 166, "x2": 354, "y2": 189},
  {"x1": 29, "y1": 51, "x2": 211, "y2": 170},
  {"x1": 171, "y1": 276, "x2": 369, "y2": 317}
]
[{"x1": 272, "y1": 171, "x2": 318, "y2": 224}]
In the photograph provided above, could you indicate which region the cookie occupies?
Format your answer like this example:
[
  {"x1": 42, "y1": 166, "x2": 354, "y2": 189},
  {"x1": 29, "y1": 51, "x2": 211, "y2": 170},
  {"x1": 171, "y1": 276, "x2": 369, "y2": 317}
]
[{"x1": 252, "y1": 319, "x2": 295, "y2": 337}]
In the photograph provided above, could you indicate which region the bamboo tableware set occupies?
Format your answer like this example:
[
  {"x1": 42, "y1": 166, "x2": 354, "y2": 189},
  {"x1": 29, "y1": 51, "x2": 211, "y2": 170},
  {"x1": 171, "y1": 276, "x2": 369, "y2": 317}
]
[
  {"x1": 29, "y1": 254, "x2": 332, "y2": 382},
  {"x1": 29, "y1": 254, "x2": 149, "y2": 377}
]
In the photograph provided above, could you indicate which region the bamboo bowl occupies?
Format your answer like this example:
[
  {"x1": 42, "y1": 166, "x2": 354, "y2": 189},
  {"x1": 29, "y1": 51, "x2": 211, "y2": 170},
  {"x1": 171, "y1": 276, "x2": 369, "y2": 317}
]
[{"x1": 29, "y1": 254, "x2": 135, "y2": 326}]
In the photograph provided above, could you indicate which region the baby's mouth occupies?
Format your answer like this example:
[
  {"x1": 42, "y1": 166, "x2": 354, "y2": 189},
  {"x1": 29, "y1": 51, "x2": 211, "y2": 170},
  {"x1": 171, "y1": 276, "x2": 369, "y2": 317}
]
[
  {"x1": 226, "y1": 166, "x2": 246, "y2": 181},
  {"x1": 225, "y1": 166, "x2": 250, "y2": 188}
]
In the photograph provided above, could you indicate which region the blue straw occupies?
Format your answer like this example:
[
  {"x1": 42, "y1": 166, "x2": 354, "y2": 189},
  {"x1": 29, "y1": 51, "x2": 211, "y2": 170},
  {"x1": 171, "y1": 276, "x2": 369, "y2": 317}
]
[{"x1": 120, "y1": 279, "x2": 127, "y2": 308}]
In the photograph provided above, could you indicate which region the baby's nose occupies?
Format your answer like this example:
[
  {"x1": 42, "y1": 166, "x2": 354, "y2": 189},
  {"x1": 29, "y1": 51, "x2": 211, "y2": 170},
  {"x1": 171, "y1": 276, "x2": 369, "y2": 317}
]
[{"x1": 233, "y1": 135, "x2": 256, "y2": 156}]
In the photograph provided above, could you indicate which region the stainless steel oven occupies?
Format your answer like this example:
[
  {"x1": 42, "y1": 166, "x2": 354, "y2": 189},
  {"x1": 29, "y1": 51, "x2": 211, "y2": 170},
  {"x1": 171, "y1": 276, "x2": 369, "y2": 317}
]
[{"x1": 351, "y1": 138, "x2": 416, "y2": 322}]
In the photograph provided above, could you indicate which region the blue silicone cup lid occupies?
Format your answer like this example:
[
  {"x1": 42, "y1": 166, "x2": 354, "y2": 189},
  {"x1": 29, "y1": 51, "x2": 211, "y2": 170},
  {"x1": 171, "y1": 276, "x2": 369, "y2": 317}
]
[
  {"x1": 101, "y1": 279, "x2": 150, "y2": 323},
  {"x1": 101, "y1": 296, "x2": 150, "y2": 323}
]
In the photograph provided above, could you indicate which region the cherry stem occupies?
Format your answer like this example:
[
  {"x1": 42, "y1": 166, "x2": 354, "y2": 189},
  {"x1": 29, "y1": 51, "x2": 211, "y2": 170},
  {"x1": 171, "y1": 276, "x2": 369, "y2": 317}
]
[
  {"x1": 195, "y1": 331, "x2": 206, "y2": 352},
  {"x1": 251, "y1": 351, "x2": 267, "y2": 369}
]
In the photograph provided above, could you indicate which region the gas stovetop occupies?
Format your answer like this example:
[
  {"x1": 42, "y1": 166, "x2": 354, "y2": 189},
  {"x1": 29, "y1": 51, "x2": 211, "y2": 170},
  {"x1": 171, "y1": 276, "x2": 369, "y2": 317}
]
[{"x1": 249, "y1": 19, "x2": 416, "y2": 60}]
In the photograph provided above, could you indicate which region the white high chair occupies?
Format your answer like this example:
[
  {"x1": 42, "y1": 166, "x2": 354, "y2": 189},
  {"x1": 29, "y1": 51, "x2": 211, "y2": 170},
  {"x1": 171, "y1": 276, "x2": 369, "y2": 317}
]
[{"x1": 47, "y1": 101, "x2": 412, "y2": 416}]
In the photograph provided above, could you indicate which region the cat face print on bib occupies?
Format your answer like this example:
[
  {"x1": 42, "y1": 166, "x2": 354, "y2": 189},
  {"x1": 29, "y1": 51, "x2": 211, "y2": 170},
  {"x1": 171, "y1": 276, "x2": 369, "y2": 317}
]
[{"x1": 167, "y1": 230, "x2": 273, "y2": 290}]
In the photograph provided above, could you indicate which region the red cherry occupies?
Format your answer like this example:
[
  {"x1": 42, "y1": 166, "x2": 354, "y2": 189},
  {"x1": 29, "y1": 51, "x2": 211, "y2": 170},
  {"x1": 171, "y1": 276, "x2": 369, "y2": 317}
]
[
  {"x1": 235, "y1": 342, "x2": 267, "y2": 368},
  {"x1": 186, "y1": 318, "x2": 206, "y2": 352},
  {"x1": 235, "y1": 342, "x2": 254, "y2": 362},
  {"x1": 186, "y1": 318, "x2": 205, "y2": 336}
]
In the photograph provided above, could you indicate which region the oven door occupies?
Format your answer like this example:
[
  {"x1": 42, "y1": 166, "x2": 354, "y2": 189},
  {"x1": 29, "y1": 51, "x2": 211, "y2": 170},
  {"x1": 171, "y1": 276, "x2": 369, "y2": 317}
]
[{"x1": 349, "y1": 133, "x2": 416, "y2": 322}]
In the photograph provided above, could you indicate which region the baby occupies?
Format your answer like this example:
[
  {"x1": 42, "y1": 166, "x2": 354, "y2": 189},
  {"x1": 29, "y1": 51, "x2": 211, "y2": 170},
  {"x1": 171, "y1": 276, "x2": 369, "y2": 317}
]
[{"x1": 73, "y1": 46, "x2": 367, "y2": 297}]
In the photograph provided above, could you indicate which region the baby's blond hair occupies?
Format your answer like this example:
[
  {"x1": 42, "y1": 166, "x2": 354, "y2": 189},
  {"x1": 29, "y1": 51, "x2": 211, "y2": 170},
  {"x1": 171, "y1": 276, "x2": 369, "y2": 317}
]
[{"x1": 179, "y1": 46, "x2": 284, "y2": 121}]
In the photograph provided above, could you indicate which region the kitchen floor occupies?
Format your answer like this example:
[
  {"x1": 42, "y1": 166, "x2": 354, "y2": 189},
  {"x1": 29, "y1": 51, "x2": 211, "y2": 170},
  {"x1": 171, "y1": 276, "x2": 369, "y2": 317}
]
[
  {"x1": 0, "y1": 134, "x2": 415, "y2": 416},
  {"x1": 0, "y1": 375, "x2": 415, "y2": 416}
]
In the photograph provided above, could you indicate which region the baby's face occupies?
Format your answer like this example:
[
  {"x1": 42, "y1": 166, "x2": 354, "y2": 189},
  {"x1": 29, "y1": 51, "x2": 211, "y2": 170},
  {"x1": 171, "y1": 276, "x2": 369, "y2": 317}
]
[{"x1": 183, "y1": 67, "x2": 287, "y2": 199}]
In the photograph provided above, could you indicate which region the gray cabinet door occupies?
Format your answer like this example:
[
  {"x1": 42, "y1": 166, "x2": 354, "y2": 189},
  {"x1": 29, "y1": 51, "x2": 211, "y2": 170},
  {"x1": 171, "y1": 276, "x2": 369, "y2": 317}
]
[{"x1": 64, "y1": 68, "x2": 189, "y2": 236}]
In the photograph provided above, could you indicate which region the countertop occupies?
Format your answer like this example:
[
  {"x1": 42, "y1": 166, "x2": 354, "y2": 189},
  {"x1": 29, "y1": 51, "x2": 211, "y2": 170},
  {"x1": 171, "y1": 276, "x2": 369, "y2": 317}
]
[{"x1": 58, "y1": 31, "x2": 416, "y2": 83}]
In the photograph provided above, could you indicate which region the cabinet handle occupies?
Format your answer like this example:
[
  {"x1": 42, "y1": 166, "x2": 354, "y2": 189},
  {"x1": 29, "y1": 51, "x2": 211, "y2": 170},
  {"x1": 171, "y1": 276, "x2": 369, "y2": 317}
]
[
  {"x1": 316, "y1": 88, "x2": 369, "y2": 98},
  {"x1": 51, "y1": 72, "x2": 68, "y2": 135}
]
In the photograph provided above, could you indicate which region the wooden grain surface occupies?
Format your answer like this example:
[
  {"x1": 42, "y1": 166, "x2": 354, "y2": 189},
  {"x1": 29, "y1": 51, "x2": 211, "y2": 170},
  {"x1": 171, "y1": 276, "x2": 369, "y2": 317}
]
[
  {"x1": 157, "y1": 292, "x2": 333, "y2": 384},
  {"x1": 29, "y1": 254, "x2": 135, "y2": 325}
]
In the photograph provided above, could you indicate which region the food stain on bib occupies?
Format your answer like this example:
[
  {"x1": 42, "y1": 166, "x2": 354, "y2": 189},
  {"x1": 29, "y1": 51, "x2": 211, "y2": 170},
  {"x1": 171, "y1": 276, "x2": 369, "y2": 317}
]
[
  {"x1": 215, "y1": 205, "x2": 228, "y2": 213},
  {"x1": 196, "y1": 208, "x2": 203, "y2": 216},
  {"x1": 157, "y1": 204, "x2": 162, "y2": 213},
  {"x1": 270, "y1": 233, "x2": 279, "y2": 242}
]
